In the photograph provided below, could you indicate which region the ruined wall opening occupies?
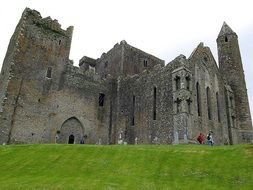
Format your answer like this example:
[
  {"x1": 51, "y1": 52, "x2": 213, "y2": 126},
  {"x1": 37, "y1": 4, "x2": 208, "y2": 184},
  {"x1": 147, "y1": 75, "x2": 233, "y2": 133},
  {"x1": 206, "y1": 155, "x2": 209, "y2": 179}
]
[
  {"x1": 206, "y1": 87, "x2": 212, "y2": 120},
  {"x1": 58, "y1": 117, "x2": 84, "y2": 144},
  {"x1": 68, "y1": 135, "x2": 75, "y2": 144},
  {"x1": 196, "y1": 82, "x2": 201, "y2": 116},
  {"x1": 153, "y1": 87, "x2": 157, "y2": 120}
]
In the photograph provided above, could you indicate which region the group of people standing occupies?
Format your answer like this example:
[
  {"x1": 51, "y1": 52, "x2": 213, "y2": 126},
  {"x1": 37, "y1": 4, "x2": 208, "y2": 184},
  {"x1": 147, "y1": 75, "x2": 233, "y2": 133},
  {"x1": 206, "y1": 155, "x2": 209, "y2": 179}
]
[{"x1": 197, "y1": 131, "x2": 214, "y2": 146}]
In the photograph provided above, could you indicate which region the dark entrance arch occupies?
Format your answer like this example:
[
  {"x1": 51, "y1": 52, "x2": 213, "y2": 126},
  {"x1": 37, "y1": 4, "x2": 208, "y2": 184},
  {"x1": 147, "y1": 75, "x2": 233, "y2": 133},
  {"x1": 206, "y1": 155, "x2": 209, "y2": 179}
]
[
  {"x1": 68, "y1": 135, "x2": 75, "y2": 144},
  {"x1": 57, "y1": 117, "x2": 84, "y2": 144}
]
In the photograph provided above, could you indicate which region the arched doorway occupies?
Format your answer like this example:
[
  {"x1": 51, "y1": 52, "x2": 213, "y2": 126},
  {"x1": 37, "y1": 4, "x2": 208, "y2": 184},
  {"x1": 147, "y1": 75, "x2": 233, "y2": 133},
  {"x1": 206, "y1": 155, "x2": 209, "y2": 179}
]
[
  {"x1": 57, "y1": 117, "x2": 84, "y2": 144},
  {"x1": 68, "y1": 135, "x2": 75, "y2": 144}
]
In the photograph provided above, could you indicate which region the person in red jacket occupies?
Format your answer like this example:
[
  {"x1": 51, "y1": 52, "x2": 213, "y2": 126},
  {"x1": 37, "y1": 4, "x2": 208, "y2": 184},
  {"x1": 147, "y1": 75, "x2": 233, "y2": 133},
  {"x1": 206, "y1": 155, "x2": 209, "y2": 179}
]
[{"x1": 197, "y1": 133, "x2": 205, "y2": 144}]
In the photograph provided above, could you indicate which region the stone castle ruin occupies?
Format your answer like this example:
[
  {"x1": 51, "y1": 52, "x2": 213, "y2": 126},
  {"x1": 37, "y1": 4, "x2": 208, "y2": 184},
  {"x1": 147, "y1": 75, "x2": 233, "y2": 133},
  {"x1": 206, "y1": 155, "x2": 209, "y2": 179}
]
[{"x1": 0, "y1": 8, "x2": 252, "y2": 145}]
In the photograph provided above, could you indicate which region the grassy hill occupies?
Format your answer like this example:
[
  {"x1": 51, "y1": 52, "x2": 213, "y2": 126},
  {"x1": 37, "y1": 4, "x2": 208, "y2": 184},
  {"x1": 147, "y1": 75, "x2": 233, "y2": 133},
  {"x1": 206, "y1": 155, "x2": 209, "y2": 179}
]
[{"x1": 0, "y1": 144, "x2": 253, "y2": 190}]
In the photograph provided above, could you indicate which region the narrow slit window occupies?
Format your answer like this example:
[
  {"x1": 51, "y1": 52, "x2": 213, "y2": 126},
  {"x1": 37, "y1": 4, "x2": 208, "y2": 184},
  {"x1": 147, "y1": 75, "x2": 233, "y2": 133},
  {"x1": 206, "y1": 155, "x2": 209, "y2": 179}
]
[
  {"x1": 99, "y1": 93, "x2": 105, "y2": 106},
  {"x1": 144, "y1": 60, "x2": 148, "y2": 67},
  {"x1": 153, "y1": 87, "x2": 157, "y2": 120},
  {"x1": 175, "y1": 98, "x2": 181, "y2": 114},
  {"x1": 230, "y1": 96, "x2": 234, "y2": 108},
  {"x1": 206, "y1": 87, "x2": 212, "y2": 120},
  {"x1": 196, "y1": 82, "x2": 201, "y2": 116},
  {"x1": 175, "y1": 76, "x2": 180, "y2": 90},
  {"x1": 186, "y1": 76, "x2": 190, "y2": 90},
  {"x1": 216, "y1": 92, "x2": 221, "y2": 122},
  {"x1": 187, "y1": 99, "x2": 192, "y2": 114},
  {"x1": 131, "y1": 95, "x2": 135, "y2": 126},
  {"x1": 225, "y1": 36, "x2": 228, "y2": 42},
  {"x1": 46, "y1": 67, "x2": 52, "y2": 78},
  {"x1": 231, "y1": 116, "x2": 235, "y2": 128}
]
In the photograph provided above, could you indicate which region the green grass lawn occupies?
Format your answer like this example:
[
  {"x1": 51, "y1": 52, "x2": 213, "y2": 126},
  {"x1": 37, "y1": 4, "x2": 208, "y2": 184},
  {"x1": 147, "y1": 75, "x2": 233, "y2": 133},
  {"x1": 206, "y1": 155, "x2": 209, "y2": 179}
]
[{"x1": 0, "y1": 144, "x2": 253, "y2": 190}]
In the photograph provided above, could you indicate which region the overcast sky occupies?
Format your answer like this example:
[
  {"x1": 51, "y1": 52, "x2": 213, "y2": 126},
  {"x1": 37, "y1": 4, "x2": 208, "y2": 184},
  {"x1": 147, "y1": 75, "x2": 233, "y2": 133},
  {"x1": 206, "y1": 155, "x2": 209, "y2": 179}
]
[{"x1": 0, "y1": 0, "x2": 253, "y2": 117}]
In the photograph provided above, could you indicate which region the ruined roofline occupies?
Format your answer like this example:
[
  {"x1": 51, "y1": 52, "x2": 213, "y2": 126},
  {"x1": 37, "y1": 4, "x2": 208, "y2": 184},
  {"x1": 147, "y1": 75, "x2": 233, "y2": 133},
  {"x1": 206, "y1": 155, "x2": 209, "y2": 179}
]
[
  {"x1": 188, "y1": 42, "x2": 219, "y2": 69},
  {"x1": 79, "y1": 56, "x2": 96, "y2": 67},
  {"x1": 121, "y1": 40, "x2": 165, "y2": 65},
  {"x1": 97, "y1": 40, "x2": 165, "y2": 66},
  {"x1": 22, "y1": 7, "x2": 73, "y2": 37},
  {"x1": 188, "y1": 42, "x2": 205, "y2": 60}
]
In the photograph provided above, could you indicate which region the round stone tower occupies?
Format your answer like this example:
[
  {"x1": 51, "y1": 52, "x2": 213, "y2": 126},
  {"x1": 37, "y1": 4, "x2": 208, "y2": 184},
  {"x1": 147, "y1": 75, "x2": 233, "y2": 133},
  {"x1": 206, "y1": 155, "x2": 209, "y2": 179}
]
[{"x1": 217, "y1": 22, "x2": 252, "y2": 143}]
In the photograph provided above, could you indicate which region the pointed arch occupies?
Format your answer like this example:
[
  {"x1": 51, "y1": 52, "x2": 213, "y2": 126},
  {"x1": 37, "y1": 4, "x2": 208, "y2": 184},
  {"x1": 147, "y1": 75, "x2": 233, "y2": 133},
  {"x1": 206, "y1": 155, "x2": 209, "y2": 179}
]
[{"x1": 57, "y1": 117, "x2": 84, "y2": 144}]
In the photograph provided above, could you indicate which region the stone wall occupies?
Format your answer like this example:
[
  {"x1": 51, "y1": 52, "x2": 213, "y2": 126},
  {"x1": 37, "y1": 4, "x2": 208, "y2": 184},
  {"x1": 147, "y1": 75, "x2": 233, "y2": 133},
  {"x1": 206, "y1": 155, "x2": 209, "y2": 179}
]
[
  {"x1": 114, "y1": 56, "x2": 188, "y2": 144},
  {"x1": 0, "y1": 8, "x2": 252, "y2": 145},
  {"x1": 188, "y1": 43, "x2": 230, "y2": 144}
]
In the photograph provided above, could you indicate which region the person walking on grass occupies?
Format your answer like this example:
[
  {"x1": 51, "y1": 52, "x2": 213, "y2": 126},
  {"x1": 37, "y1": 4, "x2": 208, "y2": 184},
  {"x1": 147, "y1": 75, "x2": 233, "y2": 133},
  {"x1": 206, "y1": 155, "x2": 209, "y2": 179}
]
[{"x1": 207, "y1": 131, "x2": 214, "y2": 146}]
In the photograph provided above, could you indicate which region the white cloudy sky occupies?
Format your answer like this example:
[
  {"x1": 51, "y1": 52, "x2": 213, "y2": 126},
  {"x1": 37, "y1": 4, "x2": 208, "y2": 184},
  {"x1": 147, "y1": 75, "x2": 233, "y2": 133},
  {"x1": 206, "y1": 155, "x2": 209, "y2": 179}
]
[{"x1": 0, "y1": 0, "x2": 253, "y2": 116}]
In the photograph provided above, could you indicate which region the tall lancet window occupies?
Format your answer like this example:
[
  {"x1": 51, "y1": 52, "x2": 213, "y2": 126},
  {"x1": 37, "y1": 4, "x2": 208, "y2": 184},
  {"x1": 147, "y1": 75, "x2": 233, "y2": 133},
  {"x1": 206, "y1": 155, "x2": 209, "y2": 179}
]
[
  {"x1": 196, "y1": 82, "x2": 201, "y2": 116},
  {"x1": 216, "y1": 92, "x2": 221, "y2": 123},
  {"x1": 206, "y1": 87, "x2": 212, "y2": 120}
]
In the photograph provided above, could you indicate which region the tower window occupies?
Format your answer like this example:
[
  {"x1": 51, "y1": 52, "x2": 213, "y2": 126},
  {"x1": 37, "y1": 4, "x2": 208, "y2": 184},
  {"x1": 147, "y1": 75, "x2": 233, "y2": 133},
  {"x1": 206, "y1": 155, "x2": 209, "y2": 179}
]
[
  {"x1": 59, "y1": 40, "x2": 61, "y2": 45},
  {"x1": 46, "y1": 67, "x2": 52, "y2": 78},
  {"x1": 104, "y1": 61, "x2": 108, "y2": 68},
  {"x1": 225, "y1": 36, "x2": 228, "y2": 42},
  {"x1": 99, "y1": 93, "x2": 105, "y2": 106},
  {"x1": 206, "y1": 87, "x2": 212, "y2": 120},
  {"x1": 153, "y1": 87, "x2": 157, "y2": 120}
]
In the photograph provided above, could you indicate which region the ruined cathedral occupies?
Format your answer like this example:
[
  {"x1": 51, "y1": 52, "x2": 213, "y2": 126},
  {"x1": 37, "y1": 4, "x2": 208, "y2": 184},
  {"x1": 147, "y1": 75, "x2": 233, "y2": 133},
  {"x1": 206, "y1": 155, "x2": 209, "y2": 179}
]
[{"x1": 0, "y1": 8, "x2": 252, "y2": 145}]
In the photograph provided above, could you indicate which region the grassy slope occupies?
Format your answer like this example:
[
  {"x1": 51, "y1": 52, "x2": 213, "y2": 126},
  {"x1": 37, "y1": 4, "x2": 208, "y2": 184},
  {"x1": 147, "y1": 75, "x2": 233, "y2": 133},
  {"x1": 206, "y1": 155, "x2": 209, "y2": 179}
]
[{"x1": 0, "y1": 144, "x2": 252, "y2": 190}]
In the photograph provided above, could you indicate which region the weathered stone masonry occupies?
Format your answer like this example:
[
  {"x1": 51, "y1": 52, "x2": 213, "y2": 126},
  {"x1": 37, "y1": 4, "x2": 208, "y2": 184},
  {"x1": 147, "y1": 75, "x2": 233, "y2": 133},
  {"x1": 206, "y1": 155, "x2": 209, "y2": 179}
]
[{"x1": 0, "y1": 8, "x2": 252, "y2": 144}]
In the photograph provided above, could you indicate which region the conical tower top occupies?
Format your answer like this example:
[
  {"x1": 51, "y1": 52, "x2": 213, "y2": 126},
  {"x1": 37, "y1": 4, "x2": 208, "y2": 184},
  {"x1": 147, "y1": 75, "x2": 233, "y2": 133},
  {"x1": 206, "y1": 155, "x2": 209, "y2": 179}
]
[{"x1": 218, "y1": 22, "x2": 236, "y2": 37}]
